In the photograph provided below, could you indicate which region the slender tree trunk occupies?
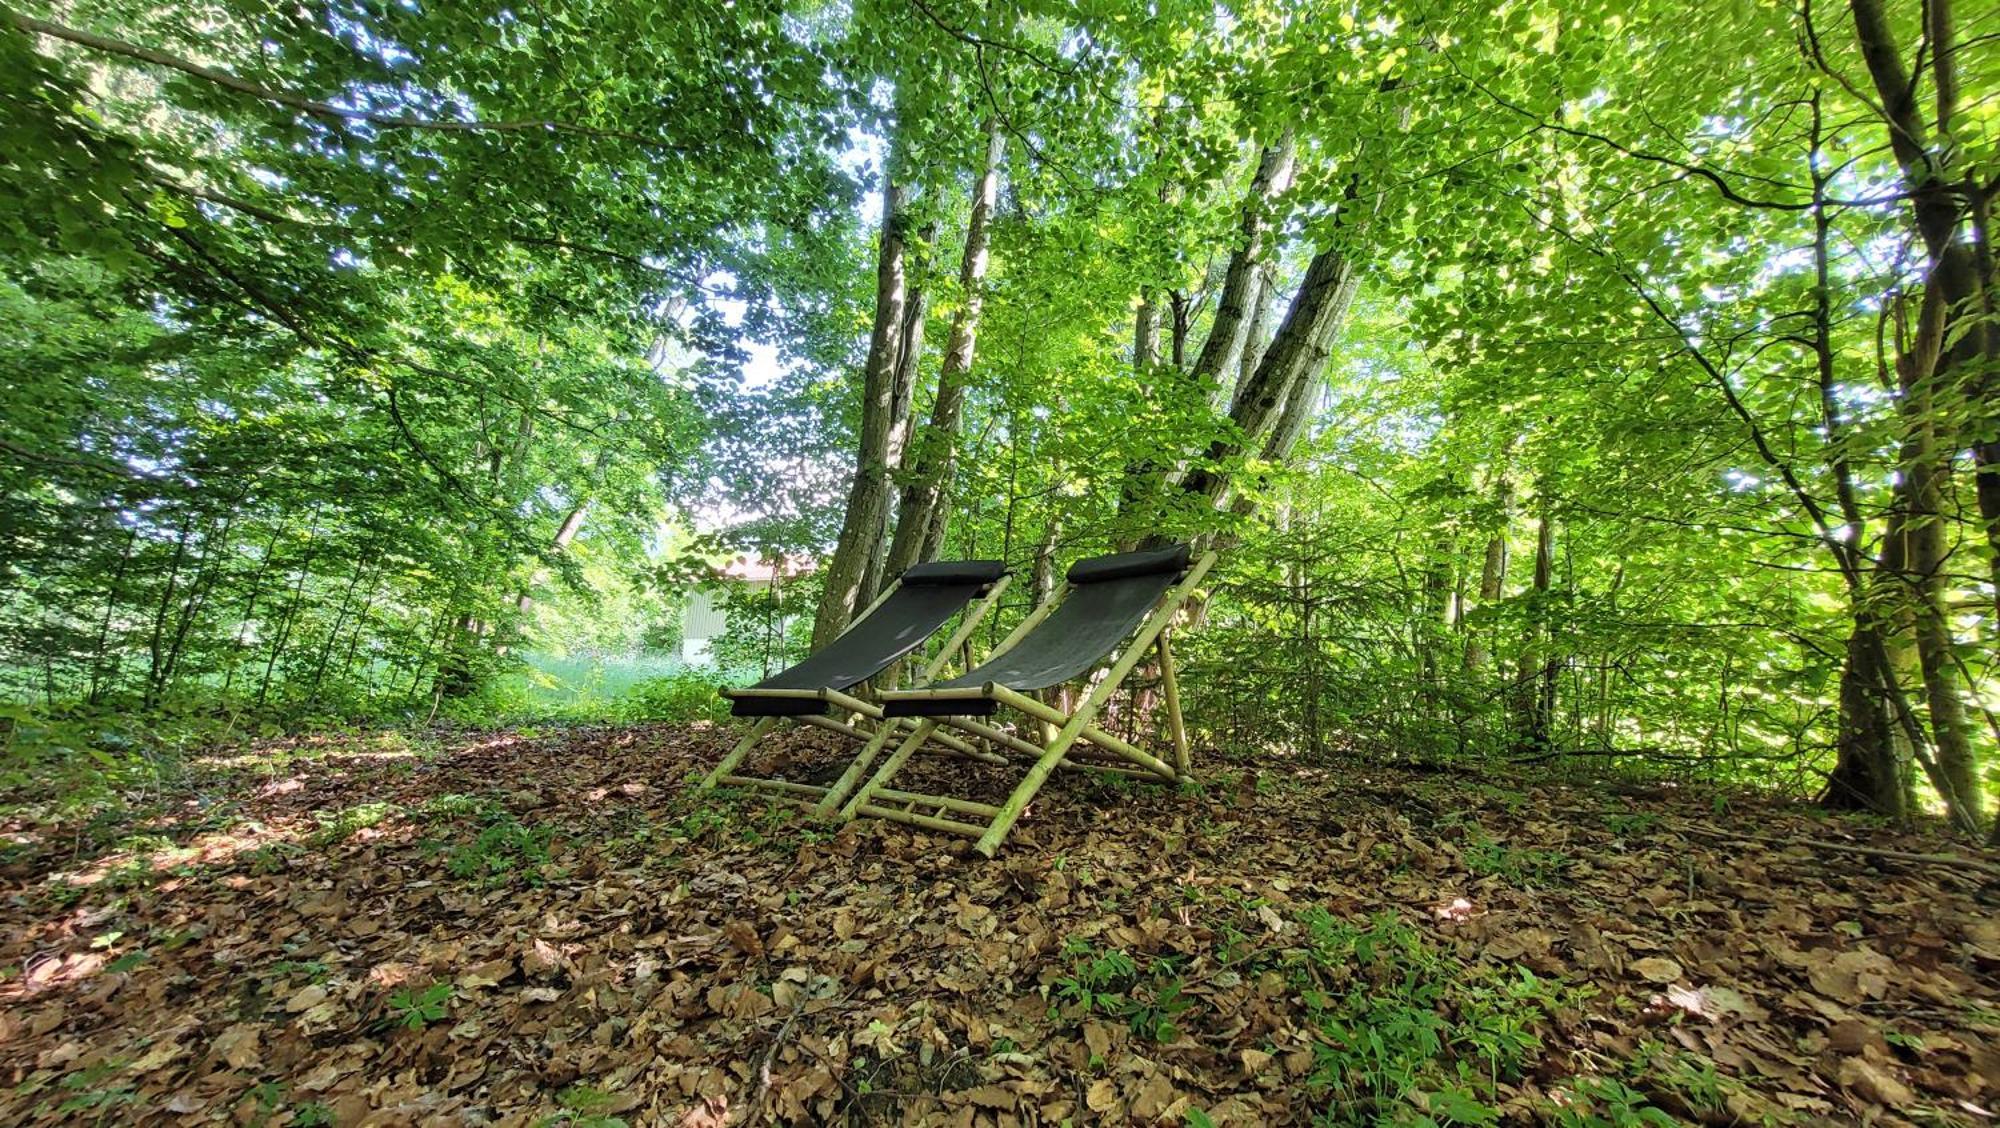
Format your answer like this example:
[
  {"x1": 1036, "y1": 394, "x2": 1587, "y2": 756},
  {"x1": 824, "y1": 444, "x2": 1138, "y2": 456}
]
[
  {"x1": 158, "y1": 508, "x2": 235, "y2": 698},
  {"x1": 1175, "y1": 245, "x2": 1358, "y2": 509},
  {"x1": 1465, "y1": 469, "x2": 1512, "y2": 672},
  {"x1": 814, "y1": 158, "x2": 912, "y2": 645},
  {"x1": 1511, "y1": 501, "x2": 1555, "y2": 754},
  {"x1": 887, "y1": 120, "x2": 1003, "y2": 575},
  {"x1": 143, "y1": 516, "x2": 194, "y2": 710},
  {"x1": 87, "y1": 527, "x2": 137, "y2": 706}
]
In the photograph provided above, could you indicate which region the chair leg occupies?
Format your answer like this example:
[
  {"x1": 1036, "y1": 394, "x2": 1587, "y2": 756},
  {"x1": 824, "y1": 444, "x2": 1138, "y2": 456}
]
[
  {"x1": 1158, "y1": 633, "x2": 1190, "y2": 777},
  {"x1": 975, "y1": 722, "x2": 1089, "y2": 858},
  {"x1": 699, "y1": 717, "x2": 777, "y2": 789},
  {"x1": 838, "y1": 719, "x2": 937, "y2": 820},
  {"x1": 811, "y1": 716, "x2": 903, "y2": 817}
]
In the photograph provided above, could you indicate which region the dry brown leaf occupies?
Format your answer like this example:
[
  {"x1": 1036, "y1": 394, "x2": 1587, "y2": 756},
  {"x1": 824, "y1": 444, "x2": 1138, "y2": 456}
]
[{"x1": 1631, "y1": 957, "x2": 1683, "y2": 984}]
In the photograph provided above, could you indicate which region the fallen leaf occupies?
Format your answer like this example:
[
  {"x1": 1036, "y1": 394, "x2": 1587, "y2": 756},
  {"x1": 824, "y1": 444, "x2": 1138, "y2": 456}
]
[{"x1": 1631, "y1": 957, "x2": 1683, "y2": 984}]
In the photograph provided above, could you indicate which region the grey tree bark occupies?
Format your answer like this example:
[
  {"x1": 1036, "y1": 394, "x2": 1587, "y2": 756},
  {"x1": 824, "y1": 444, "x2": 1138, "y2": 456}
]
[
  {"x1": 884, "y1": 118, "x2": 1004, "y2": 579},
  {"x1": 813, "y1": 174, "x2": 911, "y2": 646}
]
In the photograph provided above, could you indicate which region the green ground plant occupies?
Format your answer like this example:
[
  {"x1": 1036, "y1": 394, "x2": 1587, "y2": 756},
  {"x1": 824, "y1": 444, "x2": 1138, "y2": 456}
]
[
  {"x1": 1050, "y1": 939, "x2": 1196, "y2": 1045},
  {"x1": 384, "y1": 982, "x2": 454, "y2": 1030},
  {"x1": 1290, "y1": 909, "x2": 1576, "y2": 1127}
]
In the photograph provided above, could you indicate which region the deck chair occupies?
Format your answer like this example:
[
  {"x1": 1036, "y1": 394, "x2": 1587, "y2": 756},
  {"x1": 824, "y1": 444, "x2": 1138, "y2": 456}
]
[
  {"x1": 838, "y1": 544, "x2": 1217, "y2": 857},
  {"x1": 698, "y1": 560, "x2": 1011, "y2": 805}
]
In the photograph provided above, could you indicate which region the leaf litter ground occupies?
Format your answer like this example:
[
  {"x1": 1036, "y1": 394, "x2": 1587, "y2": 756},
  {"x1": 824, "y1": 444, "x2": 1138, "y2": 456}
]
[{"x1": 1, "y1": 723, "x2": 1995, "y2": 1125}]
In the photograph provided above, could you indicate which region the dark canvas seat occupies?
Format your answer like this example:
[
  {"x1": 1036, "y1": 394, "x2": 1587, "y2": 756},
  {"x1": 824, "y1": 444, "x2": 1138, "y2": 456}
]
[
  {"x1": 698, "y1": 560, "x2": 1010, "y2": 807},
  {"x1": 882, "y1": 546, "x2": 1191, "y2": 717},
  {"x1": 728, "y1": 560, "x2": 1009, "y2": 717},
  {"x1": 841, "y1": 545, "x2": 1216, "y2": 856}
]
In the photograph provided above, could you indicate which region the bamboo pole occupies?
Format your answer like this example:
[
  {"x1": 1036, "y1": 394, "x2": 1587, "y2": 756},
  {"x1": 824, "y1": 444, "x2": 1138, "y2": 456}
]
[
  {"x1": 935, "y1": 716, "x2": 1168, "y2": 779},
  {"x1": 819, "y1": 687, "x2": 884, "y2": 719},
  {"x1": 856, "y1": 802, "x2": 984, "y2": 837},
  {"x1": 877, "y1": 684, "x2": 993, "y2": 704},
  {"x1": 721, "y1": 774, "x2": 828, "y2": 798},
  {"x1": 719, "y1": 687, "x2": 823, "y2": 701},
  {"x1": 976, "y1": 581, "x2": 1072, "y2": 663},
  {"x1": 838, "y1": 719, "x2": 938, "y2": 820},
  {"x1": 937, "y1": 714, "x2": 1048, "y2": 759},
  {"x1": 973, "y1": 552, "x2": 1215, "y2": 856},
  {"x1": 699, "y1": 716, "x2": 778, "y2": 789},
  {"x1": 798, "y1": 713, "x2": 872, "y2": 742},
  {"x1": 988, "y1": 686, "x2": 1176, "y2": 779},
  {"x1": 872, "y1": 787, "x2": 1000, "y2": 818},
  {"x1": 810, "y1": 716, "x2": 903, "y2": 816},
  {"x1": 1158, "y1": 632, "x2": 1190, "y2": 776}
]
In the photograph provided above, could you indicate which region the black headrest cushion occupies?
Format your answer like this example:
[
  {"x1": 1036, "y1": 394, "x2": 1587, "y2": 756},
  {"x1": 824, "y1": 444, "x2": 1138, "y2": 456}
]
[
  {"x1": 1066, "y1": 544, "x2": 1192, "y2": 584},
  {"x1": 900, "y1": 559, "x2": 1007, "y2": 586}
]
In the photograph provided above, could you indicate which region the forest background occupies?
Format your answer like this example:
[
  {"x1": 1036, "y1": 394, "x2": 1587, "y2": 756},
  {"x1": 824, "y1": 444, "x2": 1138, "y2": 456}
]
[{"x1": 1, "y1": 0, "x2": 1996, "y2": 842}]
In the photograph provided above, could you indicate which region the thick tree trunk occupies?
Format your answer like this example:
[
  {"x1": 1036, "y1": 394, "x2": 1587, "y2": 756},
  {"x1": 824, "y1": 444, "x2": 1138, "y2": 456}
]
[
  {"x1": 885, "y1": 119, "x2": 1003, "y2": 578},
  {"x1": 1825, "y1": 622, "x2": 1907, "y2": 817},
  {"x1": 1192, "y1": 135, "x2": 1296, "y2": 392},
  {"x1": 1120, "y1": 139, "x2": 1297, "y2": 541},
  {"x1": 858, "y1": 235, "x2": 932, "y2": 607},
  {"x1": 1896, "y1": 286, "x2": 1984, "y2": 830},
  {"x1": 1846, "y1": 0, "x2": 2000, "y2": 625},
  {"x1": 1233, "y1": 260, "x2": 1280, "y2": 404},
  {"x1": 813, "y1": 174, "x2": 911, "y2": 646},
  {"x1": 1176, "y1": 245, "x2": 1358, "y2": 508}
]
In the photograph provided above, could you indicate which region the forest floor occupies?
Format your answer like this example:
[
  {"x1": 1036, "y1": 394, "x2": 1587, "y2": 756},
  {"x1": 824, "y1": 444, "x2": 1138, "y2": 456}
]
[{"x1": 1, "y1": 722, "x2": 1996, "y2": 1127}]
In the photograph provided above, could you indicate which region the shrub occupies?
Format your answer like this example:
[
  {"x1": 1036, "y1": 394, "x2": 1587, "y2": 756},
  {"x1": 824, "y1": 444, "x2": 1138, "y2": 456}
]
[{"x1": 614, "y1": 671, "x2": 729, "y2": 724}]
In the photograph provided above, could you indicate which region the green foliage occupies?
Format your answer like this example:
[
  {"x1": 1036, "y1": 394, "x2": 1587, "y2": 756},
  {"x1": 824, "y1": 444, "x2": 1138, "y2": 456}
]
[
  {"x1": 1051, "y1": 940, "x2": 1195, "y2": 1045},
  {"x1": 1460, "y1": 831, "x2": 1571, "y2": 889},
  {"x1": 537, "y1": 1084, "x2": 630, "y2": 1128},
  {"x1": 1548, "y1": 1078, "x2": 1678, "y2": 1128},
  {"x1": 442, "y1": 815, "x2": 556, "y2": 886},
  {"x1": 0, "y1": 0, "x2": 1993, "y2": 831},
  {"x1": 385, "y1": 982, "x2": 455, "y2": 1030},
  {"x1": 1290, "y1": 910, "x2": 1577, "y2": 1127},
  {"x1": 613, "y1": 672, "x2": 732, "y2": 725},
  {"x1": 309, "y1": 802, "x2": 403, "y2": 847}
]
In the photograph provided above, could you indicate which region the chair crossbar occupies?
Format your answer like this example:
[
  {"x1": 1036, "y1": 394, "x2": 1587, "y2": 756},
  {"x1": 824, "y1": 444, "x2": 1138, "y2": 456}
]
[
  {"x1": 720, "y1": 774, "x2": 829, "y2": 798},
  {"x1": 872, "y1": 787, "x2": 999, "y2": 819},
  {"x1": 856, "y1": 803, "x2": 987, "y2": 838}
]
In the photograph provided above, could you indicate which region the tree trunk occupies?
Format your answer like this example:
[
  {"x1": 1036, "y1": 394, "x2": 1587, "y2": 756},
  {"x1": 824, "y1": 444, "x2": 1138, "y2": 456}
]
[
  {"x1": 1510, "y1": 501, "x2": 1555, "y2": 755},
  {"x1": 1191, "y1": 135, "x2": 1297, "y2": 393},
  {"x1": 886, "y1": 118, "x2": 1003, "y2": 578},
  {"x1": 1233, "y1": 260, "x2": 1280, "y2": 405},
  {"x1": 1176, "y1": 245, "x2": 1358, "y2": 509},
  {"x1": 858, "y1": 228, "x2": 932, "y2": 607},
  {"x1": 1121, "y1": 139, "x2": 1298, "y2": 536},
  {"x1": 1825, "y1": 622, "x2": 1907, "y2": 817},
  {"x1": 1896, "y1": 282, "x2": 1984, "y2": 830},
  {"x1": 814, "y1": 166, "x2": 912, "y2": 646},
  {"x1": 1465, "y1": 466, "x2": 1512, "y2": 672},
  {"x1": 1845, "y1": 0, "x2": 2000, "y2": 626}
]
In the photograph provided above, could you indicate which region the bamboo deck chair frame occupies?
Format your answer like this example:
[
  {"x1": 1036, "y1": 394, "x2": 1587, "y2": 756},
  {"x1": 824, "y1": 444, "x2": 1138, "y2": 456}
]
[
  {"x1": 840, "y1": 544, "x2": 1216, "y2": 857},
  {"x1": 698, "y1": 560, "x2": 1013, "y2": 813}
]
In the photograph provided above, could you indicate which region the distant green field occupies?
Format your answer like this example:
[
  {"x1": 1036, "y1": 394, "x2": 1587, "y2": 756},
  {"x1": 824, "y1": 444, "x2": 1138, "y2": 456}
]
[{"x1": 498, "y1": 651, "x2": 702, "y2": 717}]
